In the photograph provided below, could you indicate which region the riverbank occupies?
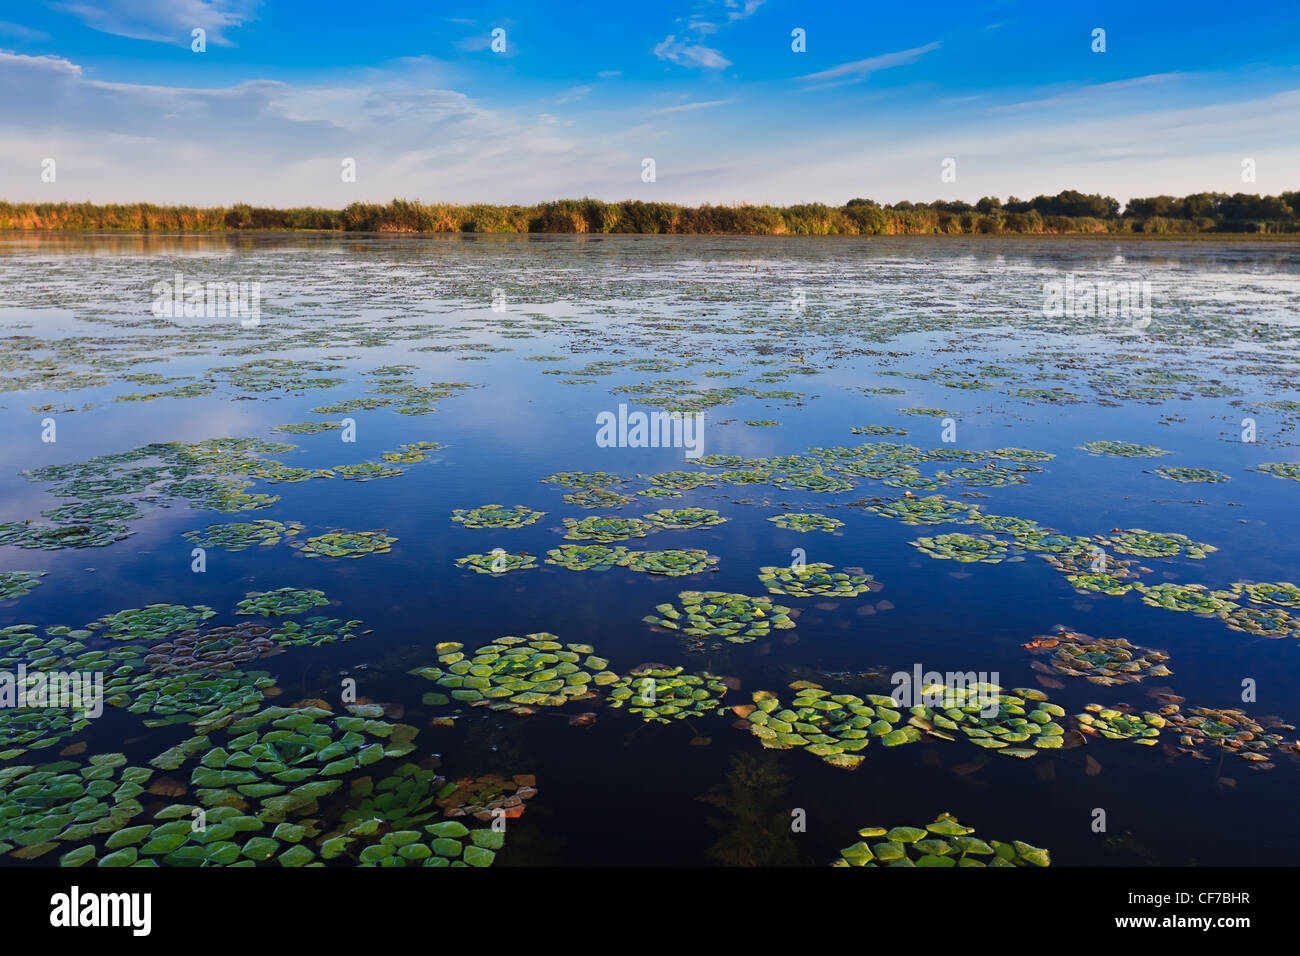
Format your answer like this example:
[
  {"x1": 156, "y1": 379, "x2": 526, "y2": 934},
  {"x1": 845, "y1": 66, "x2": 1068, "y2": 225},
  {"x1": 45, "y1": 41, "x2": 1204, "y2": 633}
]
[{"x1": 3, "y1": 195, "x2": 1298, "y2": 237}]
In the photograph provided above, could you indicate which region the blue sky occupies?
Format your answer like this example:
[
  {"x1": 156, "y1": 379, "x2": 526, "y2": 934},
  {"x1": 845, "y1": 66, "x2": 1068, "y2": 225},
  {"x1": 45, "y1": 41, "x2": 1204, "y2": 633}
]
[{"x1": 1, "y1": 0, "x2": 1298, "y2": 205}]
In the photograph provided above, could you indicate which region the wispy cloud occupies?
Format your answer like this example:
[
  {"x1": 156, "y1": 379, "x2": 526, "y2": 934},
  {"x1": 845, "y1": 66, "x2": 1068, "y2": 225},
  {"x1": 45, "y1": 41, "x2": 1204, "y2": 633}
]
[
  {"x1": 652, "y1": 35, "x2": 731, "y2": 70},
  {"x1": 53, "y1": 0, "x2": 261, "y2": 46},
  {"x1": 649, "y1": 99, "x2": 736, "y2": 115},
  {"x1": 796, "y1": 41, "x2": 941, "y2": 85},
  {"x1": 0, "y1": 20, "x2": 50, "y2": 41},
  {"x1": 653, "y1": 0, "x2": 763, "y2": 70},
  {"x1": 989, "y1": 74, "x2": 1187, "y2": 113}
]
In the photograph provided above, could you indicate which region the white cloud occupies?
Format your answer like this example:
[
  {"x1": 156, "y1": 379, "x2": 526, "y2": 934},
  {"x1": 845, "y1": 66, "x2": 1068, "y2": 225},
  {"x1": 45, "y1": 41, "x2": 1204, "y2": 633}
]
[
  {"x1": 796, "y1": 41, "x2": 941, "y2": 85},
  {"x1": 652, "y1": 35, "x2": 731, "y2": 70},
  {"x1": 0, "y1": 48, "x2": 1295, "y2": 208},
  {"x1": 54, "y1": 0, "x2": 261, "y2": 46}
]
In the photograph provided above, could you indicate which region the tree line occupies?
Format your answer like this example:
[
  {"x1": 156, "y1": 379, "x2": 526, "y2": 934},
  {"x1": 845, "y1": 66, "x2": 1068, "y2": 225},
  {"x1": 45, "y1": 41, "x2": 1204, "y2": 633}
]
[{"x1": 1, "y1": 190, "x2": 1297, "y2": 234}]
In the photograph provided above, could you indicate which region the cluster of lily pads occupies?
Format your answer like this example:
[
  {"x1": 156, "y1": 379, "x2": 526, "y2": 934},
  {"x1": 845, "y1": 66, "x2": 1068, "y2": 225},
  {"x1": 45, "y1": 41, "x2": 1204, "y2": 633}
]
[
  {"x1": 619, "y1": 549, "x2": 720, "y2": 576},
  {"x1": 291, "y1": 530, "x2": 397, "y2": 559},
  {"x1": 149, "y1": 704, "x2": 418, "y2": 824},
  {"x1": 643, "y1": 507, "x2": 727, "y2": 530},
  {"x1": 757, "y1": 563, "x2": 877, "y2": 598},
  {"x1": 0, "y1": 753, "x2": 153, "y2": 860},
  {"x1": 235, "y1": 588, "x2": 329, "y2": 616},
  {"x1": 455, "y1": 550, "x2": 538, "y2": 574},
  {"x1": 767, "y1": 513, "x2": 844, "y2": 533},
  {"x1": 409, "y1": 635, "x2": 616, "y2": 711},
  {"x1": 451, "y1": 504, "x2": 546, "y2": 529},
  {"x1": 740, "y1": 684, "x2": 907, "y2": 769},
  {"x1": 605, "y1": 666, "x2": 729, "y2": 723},
  {"x1": 834, "y1": 813, "x2": 1050, "y2": 868},
  {"x1": 1096, "y1": 529, "x2": 1217, "y2": 560},
  {"x1": 561, "y1": 515, "x2": 654, "y2": 542},
  {"x1": 910, "y1": 532, "x2": 1022, "y2": 564},
  {"x1": 0, "y1": 571, "x2": 45, "y2": 600},
  {"x1": 183, "y1": 519, "x2": 305, "y2": 551},
  {"x1": 643, "y1": 591, "x2": 797, "y2": 644},
  {"x1": 1025, "y1": 627, "x2": 1172, "y2": 685}
]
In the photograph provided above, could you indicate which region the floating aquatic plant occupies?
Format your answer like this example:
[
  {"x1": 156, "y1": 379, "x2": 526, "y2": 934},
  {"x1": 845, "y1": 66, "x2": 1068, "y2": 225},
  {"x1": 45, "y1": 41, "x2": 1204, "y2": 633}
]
[
  {"x1": 410, "y1": 634, "x2": 616, "y2": 711},
  {"x1": 1079, "y1": 441, "x2": 1170, "y2": 457},
  {"x1": 639, "y1": 486, "x2": 684, "y2": 498},
  {"x1": 182, "y1": 519, "x2": 305, "y2": 551},
  {"x1": 0, "y1": 521, "x2": 134, "y2": 550},
  {"x1": 1075, "y1": 705, "x2": 1164, "y2": 745},
  {"x1": 1065, "y1": 572, "x2": 1136, "y2": 596},
  {"x1": 643, "y1": 507, "x2": 727, "y2": 530},
  {"x1": 158, "y1": 704, "x2": 418, "y2": 820},
  {"x1": 1217, "y1": 605, "x2": 1300, "y2": 639},
  {"x1": 564, "y1": 488, "x2": 637, "y2": 509},
  {"x1": 909, "y1": 683, "x2": 1067, "y2": 757},
  {"x1": 1134, "y1": 582, "x2": 1239, "y2": 614},
  {"x1": 910, "y1": 533, "x2": 1020, "y2": 564},
  {"x1": 236, "y1": 588, "x2": 329, "y2": 616},
  {"x1": 640, "y1": 471, "x2": 716, "y2": 490},
  {"x1": 543, "y1": 544, "x2": 630, "y2": 571},
  {"x1": 0, "y1": 571, "x2": 45, "y2": 600},
  {"x1": 88, "y1": 603, "x2": 218, "y2": 642},
  {"x1": 451, "y1": 505, "x2": 545, "y2": 529},
  {"x1": 757, "y1": 562, "x2": 876, "y2": 597},
  {"x1": 620, "y1": 549, "x2": 719, "y2": 576},
  {"x1": 1234, "y1": 581, "x2": 1300, "y2": 608},
  {"x1": 454, "y1": 550, "x2": 538, "y2": 574},
  {"x1": 834, "y1": 813, "x2": 1050, "y2": 867},
  {"x1": 561, "y1": 515, "x2": 654, "y2": 542},
  {"x1": 272, "y1": 616, "x2": 365, "y2": 648},
  {"x1": 1026, "y1": 627, "x2": 1171, "y2": 685},
  {"x1": 1250, "y1": 462, "x2": 1300, "y2": 481},
  {"x1": 1159, "y1": 705, "x2": 1298, "y2": 764},
  {"x1": 112, "y1": 667, "x2": 278, "y2": 731},
  {"x1": 273, "y1": 421, "x2": 342, "y2": 435},
  {"x1": 776, "y1": 471, "x2": 856, "y2": 493},
  {"x1": 292, "y1": 530, "x2": 397, "y2": 559},
  {"x1": 144, "y1": 622, "x2": 283, "y2": 674},
  {"x1": 850, "y1": 425, "x2": 907, "y2": 436},
  {"x1": 740, "y1": 684, "x2": 904, "y2": 769},
  {"x1": 939, "y1": 466, "x2": 1026, "y2": 488},
  {"x1": 975, "y1": 515, "x2": 1039, "y2": 535},
  {"x1": 1096, "y1": 529, "x2": 1217, "y2": 560},
  {"x1": 437, "y1": 773, "x2": 537, "y2": 822},
  {"x1": 990, "y1": 447, "x2": 1056, "y2": 462},
  {"x1": 767, "y1": 512, "x2": 844, "y2": 533},
  {"x1": 606, "y1": 666, "x2": 729, "y2": 723},
  {"x1": 644, "y1": 591, "x2": 795, "y2": 644},
  {"x1": 867, "y1": 495, "x2": 981, "y2": 526},
  {"x1": 539, "y1": 471, "x2": 627, "y2": 489},
  {"x1": 41, "y1": 500, "x2": 142, "y2": 524},
  {"x1": 0, "y1": 754, "x2": 152, "y2": 860},
  {"x1": 1151, "y1": 466, "x2": 1231, "y2": 483}
]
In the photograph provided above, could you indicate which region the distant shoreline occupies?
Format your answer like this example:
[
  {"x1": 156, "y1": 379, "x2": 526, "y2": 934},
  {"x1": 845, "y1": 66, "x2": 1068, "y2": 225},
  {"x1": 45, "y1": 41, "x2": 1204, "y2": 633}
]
[
  {"x1": 4, "y1": 229, "x2": 1295, "y2": 241},
  {"x1": 2, "y1": 193, "x2": 1297, "y2": 237}
]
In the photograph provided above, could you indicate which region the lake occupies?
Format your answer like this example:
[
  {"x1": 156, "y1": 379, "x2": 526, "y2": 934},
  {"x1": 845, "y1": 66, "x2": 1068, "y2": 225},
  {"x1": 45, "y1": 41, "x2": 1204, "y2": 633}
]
[{"x1": 1, "y1": 233, "x2": 1298, "y2": 868}]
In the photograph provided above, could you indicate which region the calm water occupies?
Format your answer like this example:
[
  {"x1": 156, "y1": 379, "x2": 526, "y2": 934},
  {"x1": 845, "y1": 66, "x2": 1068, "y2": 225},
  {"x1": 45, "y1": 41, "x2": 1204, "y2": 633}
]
[{"x1": 1, "y1": 233, "x2": 1298, "y2": 867}]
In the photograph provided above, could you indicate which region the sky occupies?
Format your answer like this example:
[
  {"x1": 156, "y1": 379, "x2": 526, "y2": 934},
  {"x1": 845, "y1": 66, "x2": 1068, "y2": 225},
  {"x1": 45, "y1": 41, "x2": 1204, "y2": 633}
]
[{"x1": 1, "y1": 0, "x2": 1298, "y2": 207}]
